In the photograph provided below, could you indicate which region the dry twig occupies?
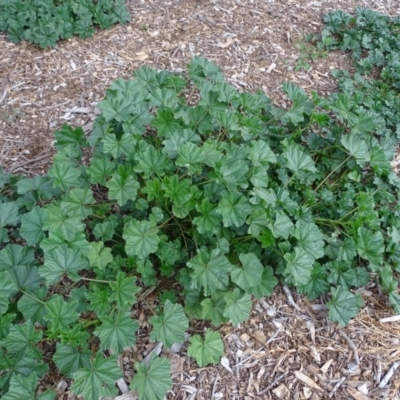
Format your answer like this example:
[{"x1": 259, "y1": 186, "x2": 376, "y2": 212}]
[
  {"x1": 329, "y1": 377, "x2": 346, "y2": 398},
  {"x1": 379, "y1": 361, "x2": 400, "y2": 389},
  {"x1": 282, "y1": 285, "x2": 302, "y2": 312},
  {"x1": 338, "y1": 329, "x2": 360, "y2": 365}
]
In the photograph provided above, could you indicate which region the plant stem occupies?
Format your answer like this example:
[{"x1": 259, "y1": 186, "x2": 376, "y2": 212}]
[
  {"x1": 313, "y1": 155, "x2": 351, "y2": 192},
  {"x1": 80, "y1": 318, "x2": 100, "y2": 328},
  {"x1": 157, "y1": 216, "x2": 174, "y2": 229},
  {"x1": 80, "y1": 277, "x2": 111, "y2": 284},
  {"x1": 20, "y1": 290, "x2": 45, "y2": 305},
  {"x1": 314, "y1": 217, "x2": 349, "y2": 227}
]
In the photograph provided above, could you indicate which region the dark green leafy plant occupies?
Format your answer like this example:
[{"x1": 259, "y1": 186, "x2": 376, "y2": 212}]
[
  {"x1": 0, "y1": 0, "x2": 130, "y2": 48},
  {"x1": 1, "y1": 11, "x2": 400, "y2": 396},
  {"x1": 310, "y1": 7, "x2": 400, "y2": 158}
]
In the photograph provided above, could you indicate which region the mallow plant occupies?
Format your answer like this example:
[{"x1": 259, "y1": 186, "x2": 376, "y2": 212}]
[{"x1": 1, "y1": 51, "x2": 400, "y2": 399}]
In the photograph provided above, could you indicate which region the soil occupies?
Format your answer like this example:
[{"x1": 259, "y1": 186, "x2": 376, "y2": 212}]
[{"x1": 1, "y1": 1, "x2": 400, "y2": 399}]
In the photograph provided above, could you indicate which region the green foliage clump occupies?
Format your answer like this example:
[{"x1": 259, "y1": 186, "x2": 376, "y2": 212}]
[
  {"x1": 312, "y1": 7, "x2": 400, "y2": 155},
  {"x1": 0, "y1": 0, "x2": 130, "y2": 48},
  {"x1": 1, "y1": 7, "x2": 400, "y2": 397}
]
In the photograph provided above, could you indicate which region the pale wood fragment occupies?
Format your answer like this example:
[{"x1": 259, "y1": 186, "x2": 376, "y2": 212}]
[
  {"x1": 272, "y1": 383, "x2": 290, "y2": 398},
  {"x1": 347, "y1": 386, "x2": 372, "y2": 400},
  {"x1": 294, "y1": 371, "x2": 323, "y2": 392}
]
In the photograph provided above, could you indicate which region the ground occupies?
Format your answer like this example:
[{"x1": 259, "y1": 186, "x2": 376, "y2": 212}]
[{"x1": 1, "y1": 0, "x2": 400, "y2": 399}]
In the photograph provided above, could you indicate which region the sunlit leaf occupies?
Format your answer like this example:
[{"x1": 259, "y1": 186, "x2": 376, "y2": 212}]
[
  {"x1": 61, "y1": 188, "x2": 95, "y2": 219},
  {"x1": 283, "y1": 140, "x2": 317, "y2": 176},
  {"x1": 86, "y1": 242, "x2": 113, "y2": 270},
  {"x1": 53, "y1": 343, "x2": 91, "y2": 376},
  {"x1": 48, "y1": 160, "x2": 81, "y2": 191},
  {"x1": 216, "y1": 192, "x2": 251, "y2": 228},
  {"x1": 231, "y1": 253, "x2": 263, "y2": 291},
  {"x1": 341, "y1": 132, "x2": 370, "y2": 166},
  {"x1": 201, "y1": 291, "x2": 228, "y2": 327},
  {"x1": 41, "y1": 245, "x2": 88, "y2": 285},
  {"x1": 149, "y1": 300, "x2": 189, "y2": 348},
  {"x1": 44, "y1": 295, "x2": 79, "y2": 333},
  {"x1": 109, "y1": 271, "x2": 140, "y2": 309},
  {"x1": 131, "y1": 355, "x2": 172, "y2": 400},
  {"x1": 193, "y1": 199, "x2": 221, "y2": 235},
  {"x1": 20, "y1": 207, "x2": 46, "y2": 245},
  {"x1": 94, "y1": 311, "x2": 139, "y2": 353},
  {"x1": 71, "y1": 354, "x2": 121, "y2": 400},
  {"x1": 269, "y1": 212, "x2": 293, "y2": 240},
  {"x1": 223, "y1": 288, "x2": 252, "y2": 326},
  {"x1": 247, "y1": 266, "x2": 278, "y2": 299},
  {"x1": 356, "y1": 227, "x2": 384, "y2": 269},
  {"x1": 187, "y1": 248, "x2": 233, "y2": 296},
  {"x1": 106, "y1": 166, "x2": 140, "y2": 206},
  {"x1": 124, "y1": 219, "x2": 160, "y2": 259},
  {"x1": 188, "y1": 329, "x2": 224, "y2": 367},
  {"x1": 43, "y1": 203, "x2": 84, "y2": 242},
  {"x1": 284, "y1": 247, "x2": 314, "y2": 286},
  {"x1": 292, "y1": 220, "x2": 324, "y2": 259},
  {"x1": 0, "y1": 202, "x2": 19, "y2": 227},
  {"x1": 327, "y1": 286, "x2": 363, "y2": 326}
]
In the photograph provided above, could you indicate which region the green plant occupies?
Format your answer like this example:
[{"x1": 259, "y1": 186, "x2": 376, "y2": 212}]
[
  {"x1": 0, "y1": 0, "x2": 130, "y2": 48},
  {"x1": 295, "y1": 34, "x2": 329, "y2": 71},
  {"x1": 1, "y1": 47, "x2": 400, "y2": 398},
  {"x1": 310, "y1": 7, "x2": 400, "y2": 156}
]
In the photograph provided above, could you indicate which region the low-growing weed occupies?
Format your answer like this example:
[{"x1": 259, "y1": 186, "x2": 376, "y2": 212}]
[
  {"x1": 0, "y1": 0, "x2": 130, "y2": 48},
  {"x1": 295, "y1": 34, "x2": 329, "y2": 71}
]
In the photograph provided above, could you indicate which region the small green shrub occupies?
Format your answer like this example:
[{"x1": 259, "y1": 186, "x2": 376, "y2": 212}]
[
  {"x1": 0, "y1": 0, "x2": 130, "y2": 48},
  {"x1": 1, "y1": 10, "x2": 400, "y2": 397}
]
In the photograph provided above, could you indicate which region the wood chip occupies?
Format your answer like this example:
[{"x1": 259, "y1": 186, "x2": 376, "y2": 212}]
[
  {"x1": 272, "y1": 383, "x2": 290, "y2": 398},
  {"x1": 220, "y1": 356, "x2": 233, "y2": 373},
  {"x1": 219, "y1": 37, "x2": 235, "y2": 48},
  {"x1": 380, "y1": 315, "x2": 400, "y2": 323},
  {"x1": 266, "y1": 62, "x2": 276, "y2": 73},
  {"x1": 347, "y1": 386, "x2": 372, "y2": 400},
  {"x1": 134, "y1": 52, "x2": 149, "y2": 61},
  {"x1": 294, "y1": 371, "x2": 323, "y2": 392},
  {"x1": 320, "y1": 359, "x2": 333, "y2": 374}
]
